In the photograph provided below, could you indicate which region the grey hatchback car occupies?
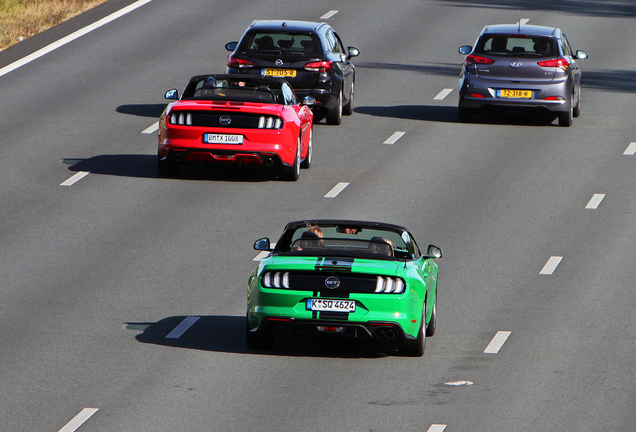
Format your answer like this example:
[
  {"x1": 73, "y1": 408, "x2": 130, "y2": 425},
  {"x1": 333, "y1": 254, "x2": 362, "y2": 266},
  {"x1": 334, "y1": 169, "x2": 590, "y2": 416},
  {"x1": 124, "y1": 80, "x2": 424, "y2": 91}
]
[{"x1": 458, "y1": 24, "x2": 588, "y2": 126}]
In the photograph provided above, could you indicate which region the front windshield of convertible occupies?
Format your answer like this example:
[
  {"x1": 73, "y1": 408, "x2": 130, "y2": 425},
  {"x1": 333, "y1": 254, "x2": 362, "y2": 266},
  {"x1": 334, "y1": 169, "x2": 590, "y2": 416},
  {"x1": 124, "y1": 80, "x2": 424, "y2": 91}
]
[{"x1": 183, "y1": 77, "x2": 290, "y2": 104}]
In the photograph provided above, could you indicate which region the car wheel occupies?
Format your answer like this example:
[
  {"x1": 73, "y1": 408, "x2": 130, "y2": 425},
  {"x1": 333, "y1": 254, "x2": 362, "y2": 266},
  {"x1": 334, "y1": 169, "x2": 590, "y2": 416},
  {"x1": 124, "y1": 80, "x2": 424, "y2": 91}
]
[
  {"x1": 300, "y1": 127, "x2": 312, "y2": 169},
  {"x1": 425, "y1": 294, "x2": 437, "y2": 337},
  {"x1": 280, "y1": 137, "x2": 301, "y2": 181},
  {"x1": 245, "y1": 317, "x2": 274, "y2": 350},
  {"x1": 399, "y1": 305, "x2": 426, "y2": 357},
  {"x1": 573, "y1": 86, "x2": 581, "y2": 118},
  {"x1": 343, "y1": 81, "x2": 354, "y2": 116},
  {"x1": 326, "y1": 89, "x2": 343, "y2": 125},
  {"x1": 157, "y1": 151, "x2": 179, "y2": 176},
  {"x1": 458, "y1": 107, "x2": 473, "y2": 123},
  {"x1": 559, "y1": 92, "x2": 574, "y2": 127}
]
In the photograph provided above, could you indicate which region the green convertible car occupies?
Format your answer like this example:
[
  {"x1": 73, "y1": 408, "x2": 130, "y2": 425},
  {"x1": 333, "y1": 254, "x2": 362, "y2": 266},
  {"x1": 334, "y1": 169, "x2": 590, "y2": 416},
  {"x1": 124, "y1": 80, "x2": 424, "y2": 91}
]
[{"x1": 247, "y1": 220, "x2": 442, "y2": 356}]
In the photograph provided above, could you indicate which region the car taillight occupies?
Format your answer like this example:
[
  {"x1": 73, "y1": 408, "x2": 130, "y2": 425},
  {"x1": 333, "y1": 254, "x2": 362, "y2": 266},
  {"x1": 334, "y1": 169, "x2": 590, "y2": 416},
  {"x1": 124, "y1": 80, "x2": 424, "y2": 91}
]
[
  {"x1": 227, "y1": 56, "x2": 254, "y2": 69},
  {"x1": 464, "y1": 54, "x2": 495, "y2": 66},
  {"x1": 303, "y1": 61, "x2": 333, "y2": 72},
  {"x1": 466, "y1": 93, "x2": 485, "y2": 98},
  {"x1": 537, "y1": 58, "x2": 569, "y2": 71},
  {"x1": 375, "y1": 276, "x2": 405, "y2": 294},
  {"x1": 169, "y1": 111, "x2": 192, "y2": 125},
  {"x1": 257, "y1": 116, "x2": 283, "y2": 129},
  {"x1": 262, "y1": 271, "x2": 290, "y2": 289}
]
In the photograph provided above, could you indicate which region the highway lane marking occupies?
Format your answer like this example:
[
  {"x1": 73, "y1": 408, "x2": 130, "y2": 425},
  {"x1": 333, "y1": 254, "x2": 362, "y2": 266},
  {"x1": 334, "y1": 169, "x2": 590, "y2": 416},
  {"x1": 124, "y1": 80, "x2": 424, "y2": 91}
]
[
  {"x1": 60, "y1": 171, "x2": 90, "y2": 186},
  {"x1": 383, "y1": 131, "x2": 406, "y2": 145},
  {"x1": 325, "y1": 182, "x2": 349, "y2": 198},
  {"x1": 517, "y1": 18, "x2": 530, "y2": 25},
  {"x1": 0, "y1": 0, "x2": 154, "y2": 78},
  {"x1": 624, "y1": 142, "x2": 636, "y2": 155},
  {"x1": 540, "y1": 256, "x2": 563, "y2": 275},
  {"x1": 484, "y1": 331, "x2": 511, "y2": 354},
  {"x1": 320, "y1": 10, "x2": 339, "y2": 19},
  {"x1": 253, "y1": 242, "x2": 277, "y2": 261},
  {"x1": 427, "y1": 425, "x2": 447, "y2": 432},
  {"x1": 58, "y1": 408, "x2": 98, "y2": 432},
  {"x1": 585, "y1": 193, "x2": 605, "y2": 209},
  {"x1": 142, "y1": 122, "x2": 159, "y2": 134},
  {"x1": 165, "y1": 316, "x2": 200, "y2": 339},
  {"x1": 434, "y1": 88, "x2": 453, "y2": 100}
]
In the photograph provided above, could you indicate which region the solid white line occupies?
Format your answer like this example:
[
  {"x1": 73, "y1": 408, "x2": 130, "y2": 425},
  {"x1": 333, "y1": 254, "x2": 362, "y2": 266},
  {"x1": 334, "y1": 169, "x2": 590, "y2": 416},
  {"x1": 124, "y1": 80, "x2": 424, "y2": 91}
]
[
  {"x1": 585, "y1": 194, "x2": 605, "y2": 209},
  {"x1": 484, "y1": 331, "x2": 511, "y2": 354},
  {"x1": 434, "y1": 88, "x2": 453, "y2": 100},
  {"x1": 60, "y1": 171, "x2": 90, "y2": 186},
  {"x1": 253, "y1": 243, "x2": 276, "y2": 261},
  {"x1": 383, "y1": 131, "x2": 405, "y2": 145},
  {"x1": 540, "y1": 256, "x2": 563, "y2": 275},
  {"x1": 624, "y1": 142, "x2": 636, "y2": 155},
  {"x1": 58, "y1": 408, "x2": 99, "y2": 432},
  {"x1": 0, "y1": 0, "x2": 153, "y2": 78},
  {"x1": 142, "y1": 121, "x2": 159, "y2": 134},
  {"x1": 320, "y1": 10, "x2": 339, "y2": 19},
  {"x1": 324, "y1": 182, "x2": 349, "y2": 198},
  {"x1": 165, "y1": 316, "x2": 200, "y2": 339},
  {"x1": 427, "y1": 425, "x2": 447, "y2": 432}
]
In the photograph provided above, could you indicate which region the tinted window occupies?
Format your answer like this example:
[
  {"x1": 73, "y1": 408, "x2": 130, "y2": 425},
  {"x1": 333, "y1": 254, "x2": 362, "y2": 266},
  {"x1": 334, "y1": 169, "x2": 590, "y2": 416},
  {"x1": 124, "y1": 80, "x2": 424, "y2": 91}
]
[
  {"x1": 560, "y1": 34, "x2": 572, "y2": 56},
  {"x1": 475, "y1": 35, "x2": 557, "y2": 57},
  {"x1": 241, "y1": 32, "x2": 322, "y2": 55}
]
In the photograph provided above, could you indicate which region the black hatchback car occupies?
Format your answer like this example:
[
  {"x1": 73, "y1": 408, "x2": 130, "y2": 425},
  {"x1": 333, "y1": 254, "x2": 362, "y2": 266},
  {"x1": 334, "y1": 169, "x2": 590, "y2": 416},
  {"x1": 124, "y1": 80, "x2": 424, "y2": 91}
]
[
  {"x1": 225, "y1": 20, "x2": 360, "y2": 125},
  {"x1": 458, "y1": 24, "x2": 588, "y2": 126}
]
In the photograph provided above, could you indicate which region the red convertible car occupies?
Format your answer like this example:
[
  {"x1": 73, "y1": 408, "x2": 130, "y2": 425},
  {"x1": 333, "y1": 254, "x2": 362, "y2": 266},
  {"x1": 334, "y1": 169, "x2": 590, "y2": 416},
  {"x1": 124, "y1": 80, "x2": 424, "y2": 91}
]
[{"x1": 158, "y1": 74, "x2": 314, "y2": 180}]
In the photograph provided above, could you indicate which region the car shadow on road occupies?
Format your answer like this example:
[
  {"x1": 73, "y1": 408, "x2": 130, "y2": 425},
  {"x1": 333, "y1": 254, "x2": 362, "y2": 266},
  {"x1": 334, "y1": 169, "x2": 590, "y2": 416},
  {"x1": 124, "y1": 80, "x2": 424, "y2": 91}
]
[
  {"x1": 129, "y1": 315, "x2": 393, "y2": 359},
  {"x1": 116, "y1": 103, "x2": 168, "y2": 118},
  {"x1": 62, "y1": 155, "x2": 276, "y2": 182}
]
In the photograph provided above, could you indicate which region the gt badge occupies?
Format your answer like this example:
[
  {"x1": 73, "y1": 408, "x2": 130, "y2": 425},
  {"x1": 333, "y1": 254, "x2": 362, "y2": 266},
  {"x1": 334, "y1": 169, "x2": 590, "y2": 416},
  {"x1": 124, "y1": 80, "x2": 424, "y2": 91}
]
[
  {"x1": 325, "y1": 276, "x2": 340, "y2": 289},
  {"x1": 219, "y1": 115, "x2": 231, "y2": 125}
]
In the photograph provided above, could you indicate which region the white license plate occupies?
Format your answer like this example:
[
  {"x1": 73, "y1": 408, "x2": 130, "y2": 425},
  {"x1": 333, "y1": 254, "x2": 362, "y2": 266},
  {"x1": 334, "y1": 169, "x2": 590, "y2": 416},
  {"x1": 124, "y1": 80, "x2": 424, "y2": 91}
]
[
  {"x1": 307, "y1": 299, "x2": 356, "y2": 313},
  {"x1": 203, "y1": 133, "x2": 243, "y2": 144}
]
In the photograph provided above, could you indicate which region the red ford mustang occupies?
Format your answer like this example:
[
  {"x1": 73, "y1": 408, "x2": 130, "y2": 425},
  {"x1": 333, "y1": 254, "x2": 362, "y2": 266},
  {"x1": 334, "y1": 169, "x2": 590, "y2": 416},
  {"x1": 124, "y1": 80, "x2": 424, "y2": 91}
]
[{"x1": 158, "y1": 74, "x2": 314, "y2": 180}]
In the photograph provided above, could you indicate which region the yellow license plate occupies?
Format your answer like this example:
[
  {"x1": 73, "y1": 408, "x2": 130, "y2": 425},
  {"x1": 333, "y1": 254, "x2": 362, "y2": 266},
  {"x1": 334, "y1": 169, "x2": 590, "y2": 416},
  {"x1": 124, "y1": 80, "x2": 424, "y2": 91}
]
[
  {"x1": 499, "y1": 89, "x2": 532, "y2": 99},
  {"x1": 263, "y1": 68, "x2": 296, "y2": 78}
]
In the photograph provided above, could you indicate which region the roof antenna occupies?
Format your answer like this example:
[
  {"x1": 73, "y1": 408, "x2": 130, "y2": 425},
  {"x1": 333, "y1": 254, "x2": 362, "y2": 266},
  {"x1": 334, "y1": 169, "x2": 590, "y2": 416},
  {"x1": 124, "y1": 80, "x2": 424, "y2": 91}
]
[{"x1": 518, "y1": 19, "x2": 521, "y2": 33}]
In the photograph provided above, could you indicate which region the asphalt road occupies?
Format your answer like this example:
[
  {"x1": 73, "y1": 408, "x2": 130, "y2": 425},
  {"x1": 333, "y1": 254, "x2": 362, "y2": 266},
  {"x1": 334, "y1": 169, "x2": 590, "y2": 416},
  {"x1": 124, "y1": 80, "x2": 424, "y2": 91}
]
[{"x1": 2, "y1": 0, "x2": 636, "y2": 431}]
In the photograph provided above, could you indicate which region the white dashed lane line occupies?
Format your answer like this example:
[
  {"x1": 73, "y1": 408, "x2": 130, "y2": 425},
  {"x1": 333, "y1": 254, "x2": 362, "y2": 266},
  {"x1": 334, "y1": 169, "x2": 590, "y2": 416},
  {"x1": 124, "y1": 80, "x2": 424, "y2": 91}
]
[
  {"x1": 433, "y1": 88, "x2": 453, "y2": 100},
  {"x1": 165, "y1": 316, "x2": 200, "y2": 339},
  {"x1": 58, "y1": 408, "x2": 99, "y2": 432},
  {"x1": 484, "y1": 331, "x2": 511, "y2": 354},
  {"x1": 427, "y1": 425, "x2": 447, "y2": 432},
  {"x1": 60, "y1": 171, "x2": 90, "y2": 186},
  {"x1": 320, "y1": 10, "x2": 339, "y2": 19},
  {"x1": 142, "y1": 121, "x2": 159, "y2": 134},
  {"x1": 517, "y1": 18, "x2": 530, "y2": 25},
  {"x1": 624, "y1": 142, "x2": 636, "y2": 155},
  {"x1": 540, "y1": 256, "x2": 563, "y2": 275},
  {"x1": 585, "y1": 194, "x2": 605, "y2": 209},
  {"x1": 325, "y1": 182, "x2": 349, "y2": 198},
  {"x1": 383, "y1": 131, "x2": 405, "y2": 145}
]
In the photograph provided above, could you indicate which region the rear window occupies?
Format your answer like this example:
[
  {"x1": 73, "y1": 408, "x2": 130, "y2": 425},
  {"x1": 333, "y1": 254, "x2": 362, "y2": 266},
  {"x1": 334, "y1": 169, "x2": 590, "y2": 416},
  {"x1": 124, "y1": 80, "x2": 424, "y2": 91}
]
[
  {"x1": 475, "y1": 35, "x2": 557, "y2": 57},
  {"x1": 240, "y1": 32, "x2": 323, "y2": 55}
]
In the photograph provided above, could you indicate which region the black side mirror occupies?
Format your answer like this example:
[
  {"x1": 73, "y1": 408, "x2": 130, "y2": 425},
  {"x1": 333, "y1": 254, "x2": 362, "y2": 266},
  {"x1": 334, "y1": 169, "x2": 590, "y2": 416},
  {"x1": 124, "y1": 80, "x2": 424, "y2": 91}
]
[
  {"x1": 254, "y1": 237, "x2": 271, "y2": 251},
  {"x1": 347, "y1": 46, "x2": 360, "y2": 60},
  {"x1": 302, "y1": 96, "x2": 316, "y2": 106},
  {"x1": 165, "y1": 89, "x2": 178, "y2": 100},
  {"x1": 458, "y1": 45, "x2": 472, "y2": 55},
  {"x1": 426, "y1": 244, "x2": 443, "y2": 259},
  {"x1": 225, "y1": 41, "x2": 238, "y2": 52}
]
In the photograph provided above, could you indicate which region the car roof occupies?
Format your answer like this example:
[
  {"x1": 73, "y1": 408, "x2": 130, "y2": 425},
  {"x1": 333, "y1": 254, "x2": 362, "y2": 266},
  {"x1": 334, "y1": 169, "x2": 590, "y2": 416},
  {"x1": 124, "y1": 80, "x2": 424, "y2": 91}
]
[
  {"x1": 481, "y1": 24, "x2": 559, "y2": 38},
  {"x1": 283, "y1": 219, "x2": 410, "y2": 234},
  {"x1": 247, "y1": 19, "x2": 330, "y2": 33}
]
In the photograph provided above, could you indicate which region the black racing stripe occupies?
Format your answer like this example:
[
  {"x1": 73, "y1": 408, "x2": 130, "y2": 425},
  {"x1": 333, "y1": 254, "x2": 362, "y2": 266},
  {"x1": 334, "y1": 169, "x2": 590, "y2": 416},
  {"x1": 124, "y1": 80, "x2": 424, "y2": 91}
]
[{"x1": 318, "y1": 311, "x2": 349, "y2": 321}]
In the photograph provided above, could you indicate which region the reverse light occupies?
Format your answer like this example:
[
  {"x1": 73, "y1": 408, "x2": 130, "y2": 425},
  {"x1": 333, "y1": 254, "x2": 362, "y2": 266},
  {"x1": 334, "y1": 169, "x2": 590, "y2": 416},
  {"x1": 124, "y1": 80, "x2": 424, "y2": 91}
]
[
  {"x1": 227, "y1": 56, "x2": 254, "y2": 69},
  {"x1": 303, "y1": 61, "x2": 333, "y2": 72},
  {"x1": 262, "y1": 271, "x2": 291, "y2": 289},
  {"x1": 537, "y1": 58, "x2": 569, "y2": 71},
  {"x1": 464, "y1": 54, "x2": 495, "y2": 66},
  {"x1": 375, "y1": 276, "x2": 406, "y2": 294}
]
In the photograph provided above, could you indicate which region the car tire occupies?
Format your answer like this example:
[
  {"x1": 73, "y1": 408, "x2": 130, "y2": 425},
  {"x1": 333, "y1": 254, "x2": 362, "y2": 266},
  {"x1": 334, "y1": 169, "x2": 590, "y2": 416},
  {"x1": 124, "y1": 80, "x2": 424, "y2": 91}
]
[
  {"x1": 157, "y1": 152, "x2": 179, "y2": 176},
  {"x1": 300, "y1": 127, "x2": 312, "y2": 169},
  {"x1": 399, "y1": 305, "x2": 426, "y2": 357},
  {"x1": 425, "y1": 294, "x2": 437, "y2": 337},
  {"x1": 280, "y1": 137, "x2": 301, "y2": 181},
  {"x1": 573, "y1": 86, "x2": 581, "y2": 118},
  {"x1": 326, "y1": 89, "x2": 343, "y2": 125},
  {"x1": 458, "y1": 107, "x2": 473, "y2": 123},
  {"x1": 559, "y1": 92, "x2": 574, "y2": 127},
  {"x1": 245, "y1": 317, "x2": 274, "y2": 350},
  {"x1": 343, "y1": 81, "x2": 354, "y2": 116}
]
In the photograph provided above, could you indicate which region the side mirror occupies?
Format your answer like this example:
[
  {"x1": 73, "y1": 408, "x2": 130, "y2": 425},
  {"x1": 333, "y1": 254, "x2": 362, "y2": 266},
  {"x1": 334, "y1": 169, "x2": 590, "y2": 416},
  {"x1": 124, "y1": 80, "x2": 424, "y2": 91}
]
[
  {"x1": 254, "y1": 237, "x2": 271, "y2": 251},
  {"x1": 347, "y1": 46, "x2": 360, "y2": 59},
  {"x1": 426, "y1": 244, "x2": 443, "y2": 259},
  {"x1": 165, "y1": 89, "x2": 178, "y2": 100},
  {"x1": 225, "y1": 41, "x2": 238, "y2": 52},
  {"x1": 575, "y1": 50, "x2": 588, "y2": 60},
  {"x1": 458, "y1": 45, "x2": 472, "y2": 55},
  {"x1": 302, "y1": 95, "x2": 316, "y2": 106}
]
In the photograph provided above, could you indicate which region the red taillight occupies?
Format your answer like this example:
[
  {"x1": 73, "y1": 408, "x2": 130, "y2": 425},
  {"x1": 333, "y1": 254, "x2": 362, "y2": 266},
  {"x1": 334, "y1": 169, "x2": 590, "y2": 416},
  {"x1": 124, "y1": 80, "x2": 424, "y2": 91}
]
[
  {"x1": 303, "y1": 61, "x2": 333, "y2": 72},
  {"x1": 466, "y1": 93, "x2": 485, "y2": 98},
  {"x1": 544, "y1": 96, "x2": 565, "y2": 101},
  {"x1": 537, "y1": 58, "x2": 569, "y2": 71},
  {"x1": 464, "y1": 54, "x2": 495, "y2": 66},
  {"x1": 227, "y1": 56, "x2": 254, "y2": 69}
]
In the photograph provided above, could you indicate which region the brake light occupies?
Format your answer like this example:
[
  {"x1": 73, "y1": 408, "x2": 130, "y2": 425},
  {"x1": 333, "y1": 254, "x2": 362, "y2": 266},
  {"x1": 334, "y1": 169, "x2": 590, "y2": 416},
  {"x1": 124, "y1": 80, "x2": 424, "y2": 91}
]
[
  {"x1": 464, "y1": 54, "x2": 495, "y2": 66},
  {"x1": 537, "y1": 58, "x2": 569, "y2": 71},
  {"x1": 303, "y1": 61, "x2": 333, "y2": 72},
  {"x1": 227, "y1": 56, "x2": 254, "y2": 69},
  {"x1": 466, "y1": 93, "x2": 485, "y2": 98}
]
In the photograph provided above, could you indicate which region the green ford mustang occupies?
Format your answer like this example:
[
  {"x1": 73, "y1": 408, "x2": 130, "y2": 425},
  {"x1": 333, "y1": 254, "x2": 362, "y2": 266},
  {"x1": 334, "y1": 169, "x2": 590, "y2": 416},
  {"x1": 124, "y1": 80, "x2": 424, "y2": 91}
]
[{"x1": 247, "y1": 220, "x2": 442, "y2": 356}]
